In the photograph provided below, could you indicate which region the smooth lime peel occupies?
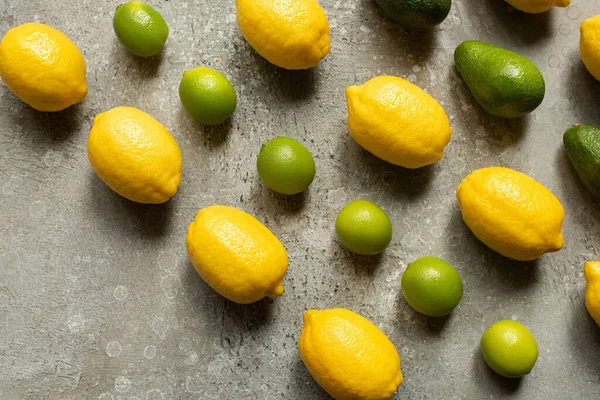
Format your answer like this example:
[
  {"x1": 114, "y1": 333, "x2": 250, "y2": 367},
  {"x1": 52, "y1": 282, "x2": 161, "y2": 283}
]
[
  {"x1": 335, "y1": 200, "x2": 392, "y2": 255},
  {"x1": 113, "y1": 1, "x2": 169, "y2": 57},
  {"x1": 179, "y1": 67, "x2": 237, "y2": 126},
  {"x1": 257, "y1": 136, "x2": 316, "y2": 195},
  {"x1": 401, "y1": 256, "x2": 463, "y2": 317},
  {"x1": 480, "y1": 320, "x2": 539, "y2": 378}
]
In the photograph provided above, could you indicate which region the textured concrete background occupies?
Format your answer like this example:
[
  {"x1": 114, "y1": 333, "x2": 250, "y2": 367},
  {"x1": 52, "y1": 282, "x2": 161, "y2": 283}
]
[{"x1": 1, "y1": 0, "x2": 600, "y2": 399}]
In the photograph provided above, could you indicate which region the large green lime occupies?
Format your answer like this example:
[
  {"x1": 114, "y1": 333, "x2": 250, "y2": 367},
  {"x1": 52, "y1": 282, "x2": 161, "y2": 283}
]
[
  {"x1": 401, "y1": 256, "x2": 463, "y2": 317},
  {"x1": 179, "y1": 66, "x2": 237, "y2": 126},
  {"x1": 335, "y1": 200, "x2": 392, "y2": 255},
  {"x1": 480, "y1": 320, "x2": 539, "y2": 378},
  {"x1": 113, "y1": 1, "x2": 169, "y2": 57},
  {"x1": 257, "y1": 137, "x2": 316, "y2": 195}
]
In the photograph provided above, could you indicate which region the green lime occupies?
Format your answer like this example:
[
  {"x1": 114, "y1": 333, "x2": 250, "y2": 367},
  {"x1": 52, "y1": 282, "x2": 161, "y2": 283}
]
[
  {"x1": 401, "y1": 256, "x2": 463, "y2": 317},
  {"x1": 335, "y1": 200, "x2": 392, "y2": 255},
  {"x1": 256, "y1": 137, "x2": 316, "y2": 195},
  {"x1": 179, "y1": 66, "x2": 237, "y2": 126},
  {"x1": 480, "y1": 320, "x2": 538, "y2": 378},
  {"x1": 113, "y1": 1, "x2": 169, "y2": 57}
]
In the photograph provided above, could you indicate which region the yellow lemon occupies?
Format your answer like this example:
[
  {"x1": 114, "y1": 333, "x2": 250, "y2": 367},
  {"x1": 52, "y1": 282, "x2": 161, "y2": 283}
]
[
  {"x1": 581, "y1": 15, "x2": 600, "y2": 81},
  {"x1": 87, "y1": 106, "x2": 182, "y2": 204},
  {"x1": 236, "y1": 0, "x2": 330, "y2": 70},
  {"x1": 298, "y1": 308, "x2": 403, "y2": 400},
  {"x1": 346, "y1": 76, "x2": 452, "y2": 169},
  {"x1": 0, "y1": 23, "x2": 87, "y2": 112},
  {"x1": 186, "y1": 205, "x2": 288, "y2": 304},
  {"x1": 504, "y1": 0, "x2": 570, "y2": 13},
  {"x1": 584, "y1": 261, "x2": 600, "y2": 327},
  {"x1": 456, "y1": 167, "x2": 564, "y2": 261}
]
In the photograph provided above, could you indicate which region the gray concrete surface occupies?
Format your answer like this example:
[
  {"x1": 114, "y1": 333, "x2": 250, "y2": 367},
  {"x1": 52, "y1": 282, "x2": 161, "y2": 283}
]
[{"x1": 1, "y1": 0, "x2": 600, "y2": 399}]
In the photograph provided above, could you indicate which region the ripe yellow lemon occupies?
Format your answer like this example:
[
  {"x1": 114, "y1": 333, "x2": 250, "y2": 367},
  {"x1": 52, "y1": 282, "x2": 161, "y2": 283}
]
[
  {"x1": 87, "y1": 106, "x2": 182, "y2": 204},
  {"x1": 298, "y1": 308, "x2": 403, "y2": 400},
  {"x1": 584, "y1": 261, "x2": 600, "y2": 327},
  {"x1": 504, "y1": 0, "x2": 570, "y2": 14},
  {"x1": 235, "y1": 0, "x2": 330, "y2": 70},
  {"x1": 186, "y1": 205, "x2": 288, "y2": 304},
  {"x1": 580, "y1": 15, "x2": 600, "y2": 81},
  {"x1": 346, "y1": 76, "x2": 452, "y2": 169},
  {"x1": 0, "y1": 23, "x2": 87, "y2": 112},
  {"x1": 456, "y1": 167, "x2": 564, "y2": 261}
]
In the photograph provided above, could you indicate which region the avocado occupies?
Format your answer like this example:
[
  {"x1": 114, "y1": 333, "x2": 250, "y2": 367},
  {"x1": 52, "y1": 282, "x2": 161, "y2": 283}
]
[
  {"x1": 375, "y1": 0, "x2": 451, "y2": 30},
  {"x1": 454, "y1": 40, "x2": 545, "y2": 119},
  {"x1": 564, "y1": 123, "x2": 600, "y2": 197}
]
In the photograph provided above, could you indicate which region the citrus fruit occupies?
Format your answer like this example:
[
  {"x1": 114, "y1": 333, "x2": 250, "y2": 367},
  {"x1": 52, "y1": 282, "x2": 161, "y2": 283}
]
[
  {"x1": 87, "y1": 106, "x2": 182, "y2": 204},
  {"x1": 0, "y1": 23, "x2": 87, "y2": 112},
  {"x1": 256, "y1": 137, "x2": 316, "y2": 195},
  {"x1": 346, "y1": 76, "x2": 452, "y2": 169},
  {"x1": 456, "y1": 167, "x2": 564, "y2": 261},
  {"x1": 298, "y1": 308, "x2": 403, "y2": 400},
  {"x1": 504, "y1": 0, "x2": 570, "y2": 13},
  {"x1": 580, "y1": 15, "x2": 600, "y2": 81},
  {"x1": 480, "y1": 320, "x2": 539, "y2": 378},
  {"x1": 179, "y1": 66, "x2": 237, "y2": 126},
  {"x1": 235, "y1": 0, "x2": 330, "y2": 70},
  {"x1": 186, "y1": 205, "x2": 288, "y2": 304},
  {"x1": 335, "y1": 200, "x2": 392, "y2": 255},
  {"x1": 584, "y1": 261, "x2": 600, "y2": 327},
  {"x1": 113, "y1": 1, "x2": 169, "y2": 57},
  {"x1": 401, "y1": 256, "x2": 463, "y2": 317}
]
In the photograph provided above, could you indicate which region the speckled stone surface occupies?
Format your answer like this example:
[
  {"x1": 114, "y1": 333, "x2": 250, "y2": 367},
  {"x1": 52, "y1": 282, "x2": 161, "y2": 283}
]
[{"x1": 1, "y1": 0, "x2": 600, "y2": 399}]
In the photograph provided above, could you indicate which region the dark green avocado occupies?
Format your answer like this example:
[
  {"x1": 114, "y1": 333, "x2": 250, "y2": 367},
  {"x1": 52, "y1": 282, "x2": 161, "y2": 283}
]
[
  {"x1": 564, "y1": 123, "x2": 600, "y2": 197},
  {"x1": 454, "y1": 40, "x2": 545, "y2": 119},
  {"x1": 375, "y1": 0, "x2": 452, "y2": 30}
]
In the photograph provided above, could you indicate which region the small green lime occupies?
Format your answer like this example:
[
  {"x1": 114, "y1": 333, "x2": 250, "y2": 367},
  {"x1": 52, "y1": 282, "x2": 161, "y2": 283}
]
[
  {"x1": 257, "y1": 137, "x2": 316, "y2": 195},
  {"x1": 401, "y1": 256, "x2": 463, "y2": 317},
  {"x1": 113, "y1": 1, "x2": 169, "y2": 57},
  {"x1": 480, "y1": 320, "x2": 539, "y2": 378},
  {"x1": 335, "y1": 200, "x2": 392, "y2": 255},
  {"x1": 179, "y1": 66, "x2": 237, "y2": 126}
]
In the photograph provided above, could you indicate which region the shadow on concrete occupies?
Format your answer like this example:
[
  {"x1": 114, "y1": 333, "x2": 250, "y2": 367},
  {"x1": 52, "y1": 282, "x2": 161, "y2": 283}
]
[
  {"x1": 111, "y1": 38, "x2": 164, "y2": 79},
  {"x1": 3, "y1": 99, "x2": 85, "y2": 144},
  {"x1": 333, "y1": 241, "x2": 384, "y2": 277},
  {"x1": 447, "y1": 209, "x2": 540, "y2": 289},
  {"x1": 485, "y1": 0, "x2": 554, "y2": 45},
  {"x1": 251, "y1": 177, "x2": 309, "y2": 216},
  {"x1": 366, "y1": 0, "x2": 439, "y2": 59},
  {"x1": 177, "y1": 106, "x2": 232, "y2": 149},
  {"x1": 356, "y1": 146, "x2": 436, "y2": 201},
  {"x1": 394, "y1": 291, "x2": 453, "y2": 336},
  {"x1": 203, "y1": 118, "x2": 233, "y2": 148},
  {"x1": 247, "y1": 48, "x2": 318, "y2": 102},
  {"x1": 266, "y1": 189, "x2": 308, "y2": 214},
  {"x1": 567, "y1": 294, "x2": 600, "y2": 374},
  {"x1": 87, "y1": 170, "x2": 174, "y2": 239},
  {"x1": 472, "y1": 347, "x2": 524, "y2": 394},
  {"x1": 568, "y1": 62, "x2": 600, "y2": 128},
  {"x1": 287, "y1": 357, "x2": 331, "y2": 400},
  {"x1": 221, "y1": 296, "x2": 276, "y2": 333},
  {"x1": 182, "y1": 259, "x2": 276, "y2": 336}
]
